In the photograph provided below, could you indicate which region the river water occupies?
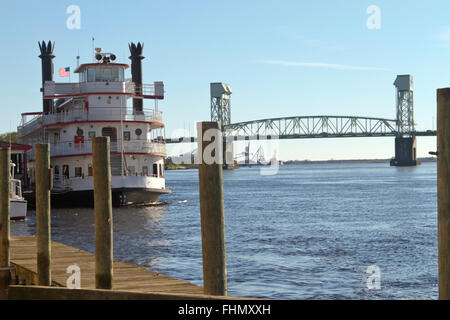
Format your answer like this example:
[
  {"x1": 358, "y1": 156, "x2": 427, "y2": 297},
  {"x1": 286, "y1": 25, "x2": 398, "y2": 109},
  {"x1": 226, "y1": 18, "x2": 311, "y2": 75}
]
[{"x1": 11, "y1": 162, "x2": 438, "y2": 299}]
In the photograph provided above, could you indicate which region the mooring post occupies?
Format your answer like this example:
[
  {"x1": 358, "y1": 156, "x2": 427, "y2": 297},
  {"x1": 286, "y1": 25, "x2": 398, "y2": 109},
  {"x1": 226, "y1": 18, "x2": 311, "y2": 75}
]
[
  {"x1": 437, "y1": 88, "x2": 450, "y2": 300},
  {"x1": 0, "y1": 148, "x2": 10, "y2": 293},
  {"x1": 197, "y1": 121, "x2": 227, "y2": 296},
  {"x1": 35, "y1": 144, "x2": 51, "y2": 286},
  {"x1": 92, "y1": 137, "x2": 113, "y2": 289}
]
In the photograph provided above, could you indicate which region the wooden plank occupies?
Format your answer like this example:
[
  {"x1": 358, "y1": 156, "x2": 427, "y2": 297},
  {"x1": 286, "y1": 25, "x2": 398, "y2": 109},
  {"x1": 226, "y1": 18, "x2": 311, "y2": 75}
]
[
  {"x1": 35, "y1": 144, "x2": 52, "y2": 286},
  {"x1": 0, "y1": 147, "x2": 10, "y2": 293},
  {"x1": 197, "y1": 121, "x2": 227, "y2": 296},
  {"x1": 10, "y1": 236, "x2": 205, "y2": 296},
  {"x1": 8, "y1": 285, "x2": 245, "y2": 300},
  {"x1": 437, "y1": 88, "x2": 450, "y2": 300},
  {"x1": 92, "y1": 136, "x2": 113, "y2": 289}
]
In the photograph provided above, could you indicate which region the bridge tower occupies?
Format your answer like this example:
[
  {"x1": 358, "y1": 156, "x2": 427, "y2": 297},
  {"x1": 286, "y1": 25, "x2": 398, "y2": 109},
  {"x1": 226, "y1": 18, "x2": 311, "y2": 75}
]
[
  {"x1": 210, "y1": 83, "x2": 234, "y2": 168},
  {"x1": 210, "y1": 82, "x2": 232, "y2": 128},
  {"x1": 391, "y1": 75, "x2": 418, "y2": 166}
]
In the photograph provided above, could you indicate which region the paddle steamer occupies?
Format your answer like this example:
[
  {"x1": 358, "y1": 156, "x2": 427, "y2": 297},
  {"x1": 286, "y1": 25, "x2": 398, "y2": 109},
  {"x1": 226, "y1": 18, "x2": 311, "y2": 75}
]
[{"x1": 18, "y1": 41, "x2": 170, "y2": 206}]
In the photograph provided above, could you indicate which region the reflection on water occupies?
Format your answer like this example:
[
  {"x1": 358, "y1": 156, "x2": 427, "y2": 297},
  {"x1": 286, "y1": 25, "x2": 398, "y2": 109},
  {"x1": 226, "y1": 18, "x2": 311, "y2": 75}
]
[{"x1": 11, "y1": 162, "x2": 438, "y2": 299}]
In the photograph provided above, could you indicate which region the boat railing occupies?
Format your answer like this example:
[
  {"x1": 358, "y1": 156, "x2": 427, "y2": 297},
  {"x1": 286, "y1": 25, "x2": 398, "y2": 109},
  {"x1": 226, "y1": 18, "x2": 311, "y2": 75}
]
[
  {"x1": 132, "y1": 82, "x2": 164, "y2": 98},
  {"x1": 123, "y1": 140, "x2": 166, "y2": 154},
  {"x1": 44, "y1": 81, "x2": 164, "y2": 98},
  {"x1": 18, "y1": 108, "x2": 163, "y2": 137},
  {"x1": 26, "y1": 139, "x2": 166, "y2": 159},
  {"x1": 53, "y1": 174, "x2": 71, "y2": 190},
  {"x1": 52, "y1": 140, "x2": 94, "y2": 156},
  {"x1": 44, "y1": 81, "x2": 128, "y2": 96},
  {"x1": 17, "y1": 113, "x2": 43, "y2": 136}
]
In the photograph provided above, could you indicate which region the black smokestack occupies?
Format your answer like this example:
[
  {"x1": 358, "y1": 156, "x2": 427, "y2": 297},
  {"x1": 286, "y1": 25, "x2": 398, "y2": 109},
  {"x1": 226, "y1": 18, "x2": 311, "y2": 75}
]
[
  {"x1": 128, "y1": 42, "x2": 144, "y2": 114},
  {"x1": 38, "y1": 40, "x2": 55, "y2": 114}
]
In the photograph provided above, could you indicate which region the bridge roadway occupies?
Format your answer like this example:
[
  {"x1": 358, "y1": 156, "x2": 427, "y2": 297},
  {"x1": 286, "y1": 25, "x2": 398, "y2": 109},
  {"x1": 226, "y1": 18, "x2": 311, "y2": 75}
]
[{"x1": 165, "y1": 115, "x2": 437, "y2": 144}]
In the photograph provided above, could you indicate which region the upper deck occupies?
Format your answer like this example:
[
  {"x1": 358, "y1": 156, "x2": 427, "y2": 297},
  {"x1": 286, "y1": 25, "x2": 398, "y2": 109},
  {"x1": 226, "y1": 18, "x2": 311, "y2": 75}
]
[
  {"x1": 20, "y1": 59, "x2": 165, "y2": 137},
  {"x1": 48, "y1": 62, "x2": 164, "y2": 99},
  {"x1": 43, "y1": 80, "x2": 164, "y2": 99},
  {"x1": 18, "y1": 107, "x2": 163, "y2": 138}
]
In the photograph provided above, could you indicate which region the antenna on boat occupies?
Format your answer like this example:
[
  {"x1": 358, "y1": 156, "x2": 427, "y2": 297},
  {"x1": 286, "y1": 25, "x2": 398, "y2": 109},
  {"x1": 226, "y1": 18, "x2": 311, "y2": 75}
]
[
  {"x1": 92, "y1": 37, "x2": 95, "y2": 62},
  {"x1": 76, "y1": 48, "x2": 80, "y2": 68},
  {"x1": 9, "y1": 120, "x2": 12, "y2": 148}
]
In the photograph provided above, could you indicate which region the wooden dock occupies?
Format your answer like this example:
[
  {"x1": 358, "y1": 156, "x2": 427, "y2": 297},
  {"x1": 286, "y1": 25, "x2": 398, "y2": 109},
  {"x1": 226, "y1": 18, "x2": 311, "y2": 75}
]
[
  {"x1": 0, "y1": 135, "x2": 239, "y2": 300},
  {"x1": 8, "y1": 235, "x2": 215, "y2": 299}
]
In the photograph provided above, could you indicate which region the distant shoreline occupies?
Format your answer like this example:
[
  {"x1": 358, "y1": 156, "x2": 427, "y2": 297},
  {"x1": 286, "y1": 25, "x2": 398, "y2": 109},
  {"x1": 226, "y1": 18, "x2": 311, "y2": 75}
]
[
  {"x1": 281, "y1": 157, "x2": 436, "y2": 165},
  {"x1": 165, "y1": 157, "x2": 436, "y2": 170}
]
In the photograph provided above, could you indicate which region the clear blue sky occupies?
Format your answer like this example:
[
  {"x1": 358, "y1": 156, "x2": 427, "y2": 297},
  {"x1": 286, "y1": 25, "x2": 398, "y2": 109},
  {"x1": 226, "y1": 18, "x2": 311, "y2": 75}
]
[{"x1": 0, "y1": 0, "x2": 446, "y2": 160}]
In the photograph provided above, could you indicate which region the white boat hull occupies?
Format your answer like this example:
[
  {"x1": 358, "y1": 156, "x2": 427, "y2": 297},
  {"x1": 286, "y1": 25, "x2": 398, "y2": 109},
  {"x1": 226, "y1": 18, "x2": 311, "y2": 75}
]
[{"x1": 11, "y1": 199, "x2": 27, "y2": 220}]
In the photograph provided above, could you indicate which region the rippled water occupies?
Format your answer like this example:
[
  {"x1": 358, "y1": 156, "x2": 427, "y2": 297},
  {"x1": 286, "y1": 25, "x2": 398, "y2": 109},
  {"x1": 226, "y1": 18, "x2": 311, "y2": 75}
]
[{"x1": 11, "y1": 162, "x2": 438, "y2": 299}]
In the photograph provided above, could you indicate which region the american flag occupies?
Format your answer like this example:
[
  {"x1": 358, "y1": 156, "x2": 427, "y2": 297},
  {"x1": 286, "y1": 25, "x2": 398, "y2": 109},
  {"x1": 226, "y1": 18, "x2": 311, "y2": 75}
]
[{"x1": 59, "y1": 67, "x2": 70, "y2": 77}]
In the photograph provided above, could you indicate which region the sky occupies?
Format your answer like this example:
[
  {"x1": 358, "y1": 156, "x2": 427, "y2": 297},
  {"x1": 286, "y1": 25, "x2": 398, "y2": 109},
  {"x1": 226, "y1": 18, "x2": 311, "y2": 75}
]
[{"x1": 0, "y1": 0, "x2": 447, "y2": 160}]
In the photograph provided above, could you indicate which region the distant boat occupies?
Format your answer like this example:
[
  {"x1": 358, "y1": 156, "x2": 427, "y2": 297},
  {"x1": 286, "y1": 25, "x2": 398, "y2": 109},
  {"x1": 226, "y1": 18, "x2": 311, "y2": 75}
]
[{"x1": 10, "y1": 162, "x2": 27, "y2": 220}]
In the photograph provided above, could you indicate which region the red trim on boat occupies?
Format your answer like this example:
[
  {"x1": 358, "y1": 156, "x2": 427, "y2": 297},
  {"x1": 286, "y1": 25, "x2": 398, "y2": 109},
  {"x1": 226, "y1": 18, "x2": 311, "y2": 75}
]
[
  {"x1": 0, "y1": 142, "x2": 32, "y2": 151},
  {"x1": 44, "y1": 93, "x2": 164, "y2": 99},
  {"x1": 74, "y1": 63, "x2": 129, "y2": 73},
  {"x1": 43, "y1": 120, "x2": 165, "y2": 128},
  {"x1": 10, "y1": 216, "x2": 26, "y2": 220},
  {"x1": 18, "y1": 120, "x2": 164, "y2": 138},
  {"x1": 21, "y1": 112, "x2": 43, "y2": 116},
  {"x1": 28, "y1": 152, "x2": 167, "y2": 161}
]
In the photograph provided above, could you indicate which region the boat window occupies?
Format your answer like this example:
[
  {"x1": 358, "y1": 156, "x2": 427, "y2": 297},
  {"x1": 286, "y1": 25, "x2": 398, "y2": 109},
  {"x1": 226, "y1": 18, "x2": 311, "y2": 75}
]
[
  {"x1": 123, "y1": 131, "x2": 130, "y2": 141},
  {"x1": 159, "y1": 164, "x2": 164, "y2": 177},
  {"x1": 142, "y1": 166, "x2": 148, "y2": 176},
  {"x1": 79, "y1": 71, "x2": 85, "y2": 82},
  {"x1": 128, "y1": 166, "x2": 135, "y2": 175},
  {"x1": 54, "y1": 165, "x2": 59, "y2": 175},
  {"x1": 102, "y1": 127, "x2": 117, "y2": 142},
  {"x1": 62, "y1": 165, "x2": 69, "y2": 178},
  {"x1": 135, "y1": 128, "x2": 142, "y2": 140},
  {"x1": 75, "y1": 167, "x2": 82, "y2": 177},
  {"x1": 153, "y1": 163, "x2": 158, "y2": 177},
  {"x1": 95, "y1": 67, "x2": 120, "y2": 82},
  {"x1": 88, "y1": 131, "x2": 96, "y2": 140},
  {"x1": 87, "y1": 68, "x2": 94, "y2": 82},
  {"x1": 88, "y1": 164, "x2": 93, "y2": 177},
  {"x1": 112, "y1": 68, "x2": 119, "y2": 81}
]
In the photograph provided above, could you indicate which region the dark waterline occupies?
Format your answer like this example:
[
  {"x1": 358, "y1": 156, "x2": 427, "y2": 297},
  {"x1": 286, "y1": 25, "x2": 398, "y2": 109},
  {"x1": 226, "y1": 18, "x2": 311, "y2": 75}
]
[{"x1": 11, "y1": 162, "x2": 438, "y2": 299}]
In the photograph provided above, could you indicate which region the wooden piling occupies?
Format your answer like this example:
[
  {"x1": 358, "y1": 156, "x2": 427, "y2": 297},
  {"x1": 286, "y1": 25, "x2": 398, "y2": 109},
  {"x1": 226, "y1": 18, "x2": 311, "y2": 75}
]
[
  {"x1": 437, "y1": 88, "x2": 450, "y2": 300},
  {"x1": 92, "y1": 137, "x2": 113, "y2": 289},
  {"x1": 35, "y1": 144, "x2": 51, "y2": 286},
  {"x1": 197, "y1": 121, "x2": 227, "y2": 296},
  {"x1": 0, "y1": 148, "x2": 10, "y2": 292}
]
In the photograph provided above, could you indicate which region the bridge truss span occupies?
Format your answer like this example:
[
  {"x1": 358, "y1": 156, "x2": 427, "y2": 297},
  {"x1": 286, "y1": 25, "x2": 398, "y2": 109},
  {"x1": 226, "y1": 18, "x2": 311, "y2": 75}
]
[
  {"x1": 166, "y1": 79, "x2": 436, "y2": 168},
  {"x1": 223, "y1": 115, "x2": 398, "y2": 140}
]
